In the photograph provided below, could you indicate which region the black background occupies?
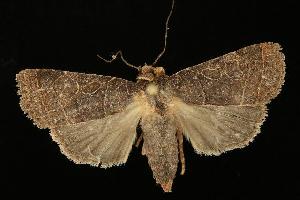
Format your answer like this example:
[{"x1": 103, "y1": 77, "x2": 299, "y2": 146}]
[{"x1": 1, "y1": 0, "x2": 299, "y2": 199}]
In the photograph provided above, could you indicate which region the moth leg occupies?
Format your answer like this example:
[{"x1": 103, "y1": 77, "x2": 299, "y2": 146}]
[
  {"x1": 135, "y1": 133, "x2": 143, "y2": 148},
  {"x1": 177, "y1": 129, "x2": 185, "y2": 175}
]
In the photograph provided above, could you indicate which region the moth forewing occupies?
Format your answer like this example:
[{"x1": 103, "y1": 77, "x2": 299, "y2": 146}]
[{"x1": 167, "y1": 43, "x2": 285, "y2": 106}]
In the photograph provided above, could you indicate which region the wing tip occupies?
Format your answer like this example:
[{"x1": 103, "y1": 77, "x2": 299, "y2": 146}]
[
  {"x1": 260, "y1": 42, "x2": 286, "y2": 103},
  {"x1": 16, "y1": 69, "x2": 49, "y2": 129}
]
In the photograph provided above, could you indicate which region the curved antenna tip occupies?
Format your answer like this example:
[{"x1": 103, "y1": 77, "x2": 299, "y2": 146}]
[
  {"x1": 97, "y1": 50, "x2": 140, "y2": 70},
  {"x1": 152, "y1": 0, "x2": 175, "y2": 66}
]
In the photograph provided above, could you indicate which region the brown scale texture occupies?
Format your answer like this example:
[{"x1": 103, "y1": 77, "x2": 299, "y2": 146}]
[
  {"x1": 16, "y1": 69, "x2": 139, "y2": 128},
  {"x1": 167, "y1": 42, "x2": 285, "y2": 106},
  {"x1": 141, "y1": 113, "x2": 178, "y2": 192}
]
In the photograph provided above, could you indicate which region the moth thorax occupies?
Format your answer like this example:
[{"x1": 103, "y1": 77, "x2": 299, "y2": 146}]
[{"x1": 146, "y1": 83, "x2": 159, "y2": 96}]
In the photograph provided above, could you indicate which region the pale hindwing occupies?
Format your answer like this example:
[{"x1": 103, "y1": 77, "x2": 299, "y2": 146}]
[
  {"x1": 171, "y1": 99, "x2": 267, "y2": 155},
  {"x1": 50, "y1": 100, "x2": 143, "y2": 167}
]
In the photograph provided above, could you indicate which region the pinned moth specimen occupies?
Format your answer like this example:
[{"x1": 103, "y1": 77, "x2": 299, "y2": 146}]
[{"x1": 16, "y1": 0, "x2": 285, "y2": 192}]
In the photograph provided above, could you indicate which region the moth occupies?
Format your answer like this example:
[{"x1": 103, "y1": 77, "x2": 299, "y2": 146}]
[{"x1": 16, "y1": 0, "x2": 285, "y2": 192}]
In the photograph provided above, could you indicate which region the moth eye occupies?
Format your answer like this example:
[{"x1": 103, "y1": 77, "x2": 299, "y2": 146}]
[
  {"x1": 154, "y1": 67, "x2": 165, "y2": 77},
  {"x1": 141, "y1": 65, "x2": 154, "y2": 74}
]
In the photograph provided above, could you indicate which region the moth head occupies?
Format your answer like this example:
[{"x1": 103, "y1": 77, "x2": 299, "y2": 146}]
[{"x1": 137, "y1": 65, "x2": 165, "y2": 81}]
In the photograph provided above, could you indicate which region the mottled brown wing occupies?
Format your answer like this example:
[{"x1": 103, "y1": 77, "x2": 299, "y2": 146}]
[
  {"x1": 167, "y1": 42, "x2": 285, "y2": 155},
  {"x1": 16, "y1": 69, "x2": 143, "y2": 166},
  {"x1": 16, "y1": 69, "x2": 139, "y2": 128},
  {"x1": 168, "y1": 42, "x2": 285, "y2": 106}
]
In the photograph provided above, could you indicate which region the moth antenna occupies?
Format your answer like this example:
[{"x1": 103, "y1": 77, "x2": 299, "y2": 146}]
[
  {"x1": 152, "y1": 0, "x2": 175, "y2": 66},
  {"x1": 97, "y1": 50, "x2": 140, "y2": 70}
]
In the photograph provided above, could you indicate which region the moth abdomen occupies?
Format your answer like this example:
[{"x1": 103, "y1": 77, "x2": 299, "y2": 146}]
[{"x1": 141, "y1": 113, "x2": 178, "y2": 192}]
